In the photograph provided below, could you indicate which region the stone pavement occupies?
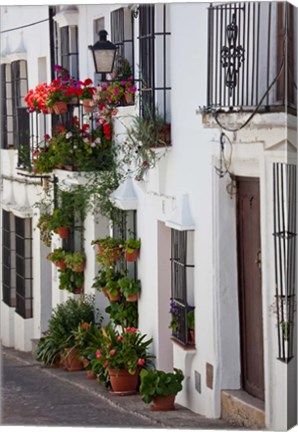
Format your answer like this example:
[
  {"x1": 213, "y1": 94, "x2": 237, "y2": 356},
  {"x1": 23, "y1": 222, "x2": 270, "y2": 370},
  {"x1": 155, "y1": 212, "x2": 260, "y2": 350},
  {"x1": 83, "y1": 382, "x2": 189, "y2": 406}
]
[{"x1": 1, "y1": 346, "x2": 238, "y2": 430}]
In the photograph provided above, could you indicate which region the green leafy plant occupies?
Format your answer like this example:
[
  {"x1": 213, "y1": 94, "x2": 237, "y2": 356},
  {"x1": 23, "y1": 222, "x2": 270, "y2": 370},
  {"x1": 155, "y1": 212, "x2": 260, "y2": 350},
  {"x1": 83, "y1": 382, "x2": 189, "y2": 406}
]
[
  {"x1": 58, "y1": 268, "x2": 84, "y2": 293},
  {"x1": 47, "y1": 208, "x2": 72, "y2": 231},
  {"x1": 47, "y1": 247, "x2": 67, "y2": 264},
  {"x1": 64, "y1": 251, "x2": 86, "y2": 272},
  {"x1": 92, "y1": 326, "x2": 154, "y2": 375},
  {"x1": 37, "y1": 296, "x2": 95, "y2": 363},
  {"x1": 125, "y1": 238, "x2": 141, "y2": 254},
  {"x1": 118, "y1": 277, "x2": 141, "y2": 298},
  {"x1": 105, "y1": 300, "x2": 138, "y2": 328},
  {"x1": 139, "y1": 368, "x2": 184, "y2": 404},
  {"x1": 187, "y1": 308, "x2": 195, "y2": 330},
  {"x1": 95, "y1": 236, "x2": 123, "y2": 266},
  {"x1": 36, "y1": 213, "x2": 52, "y2": 247},
  {"x1": 35, "y1": 334, "x2": 61, "y2": 366}
]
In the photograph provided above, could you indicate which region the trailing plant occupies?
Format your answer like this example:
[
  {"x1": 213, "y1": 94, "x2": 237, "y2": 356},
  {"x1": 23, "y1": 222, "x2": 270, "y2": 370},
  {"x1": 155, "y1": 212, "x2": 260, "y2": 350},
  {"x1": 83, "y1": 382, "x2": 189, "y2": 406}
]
[
  {"x1": 64, "y1": 251, "x2": 86, "y2": 272},
  {"x1": 95, "y1": 236, "x2": 123, "y2": 266},
  {"x1": 47, "y1": 247, "x2": 67, "y2": 264},
  {"x1": 47, "y1": 208, "x2": 72, "y2": 231},
  {"x1": 139, "y1": 368, "x2": 184, "y2": 404},
  {"x1": 37, "y1": 213, "x2": 52, "y2": 247}
]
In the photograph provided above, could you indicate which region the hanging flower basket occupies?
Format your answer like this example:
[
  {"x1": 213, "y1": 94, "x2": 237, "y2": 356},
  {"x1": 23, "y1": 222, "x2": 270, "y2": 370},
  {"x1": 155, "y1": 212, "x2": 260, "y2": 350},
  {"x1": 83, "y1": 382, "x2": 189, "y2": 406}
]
[
  {"x1": 53, "y1": 101, "x2": 68, "y2": 115},
  {"x1": 125, "y1": 249, "x2": 139, "y2": 262},
  {"x1": 108, "y1": 369, "x2": 139, "y2": 394}
]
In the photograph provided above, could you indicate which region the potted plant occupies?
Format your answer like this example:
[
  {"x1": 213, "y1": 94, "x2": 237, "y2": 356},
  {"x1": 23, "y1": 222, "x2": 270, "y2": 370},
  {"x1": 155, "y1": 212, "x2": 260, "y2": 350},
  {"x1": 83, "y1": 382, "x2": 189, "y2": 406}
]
[
  {"x1": 47, "y1": 248, "x2": 67, "y2": 270},
  {"x1": 105, "y1": 268, "x2": 122, "y2": 302},
  {"x1": 105, "y1": 300, "x2": 138, "y2": 329},
  {"x1": 94, "y1": 236, "x2": 122, "y2": 265},
  {"x1": 59, "y1": 268, "x2": 84, "y2": 294},
  {"x1": 48, "y1": 208, "x2": 72, "y2": 239},
  {"x1": 36, "y1": 296, "x2": 95, "y2": 370},
  {"x1": 92, "y1": 326, "x2": 154, "y2": 394},
  {"x1": 124, "y1": 238, "x2": 141, "y2": 262},
  {"x1": 139, "y1": 368, "x2": 184, "y2": 411},
  {"x1": 118, "y1": 277, "x2": 141, "y2": 302},
  {"x1": 64, "y1": 251, "x2": 86, "y2": 273},
  {"x1": 78, "y1": 78, "x2": 96, "y2": 112},
  {"x1": 92, "y1": 269, "x2": 109, "y2": 298}
]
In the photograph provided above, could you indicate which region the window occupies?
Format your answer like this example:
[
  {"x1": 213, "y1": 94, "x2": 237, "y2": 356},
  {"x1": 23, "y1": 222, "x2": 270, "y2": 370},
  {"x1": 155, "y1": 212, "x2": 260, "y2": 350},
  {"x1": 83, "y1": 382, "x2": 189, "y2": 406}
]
[
  {"x1": 0, "y1": 61, "x2": 29, "y2": 150},
  {"x1": 15, "y1": 216, "x2": 33, "y2": 319},
  {"x1": 94, "y1": 17, "x2": 105, "y2": 41},
  {"x1": 138, "y1": 4, "x2": 171, "y2": 125},
  {"x1": 113, "y1": 210, "x2": 137, "y2": 279},
  {"x1": 55, "y1": 25, "x2": 79, "y2": 79},
  {"x1": 2, "y1": 211, "x2": 16, "y2": 307},
  {"x1": 170, "y1": 229, "x2": 195, "y2": 346},
  {"x1": 111, "y1": 8, "x2": 134, "y2": 79}
]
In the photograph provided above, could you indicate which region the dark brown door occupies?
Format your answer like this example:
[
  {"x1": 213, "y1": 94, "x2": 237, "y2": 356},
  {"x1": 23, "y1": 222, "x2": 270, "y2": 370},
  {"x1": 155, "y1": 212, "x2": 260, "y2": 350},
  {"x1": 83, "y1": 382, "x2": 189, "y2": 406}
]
[{"x1": 236, "y1": 177, "x2": 264, "y2": 401}]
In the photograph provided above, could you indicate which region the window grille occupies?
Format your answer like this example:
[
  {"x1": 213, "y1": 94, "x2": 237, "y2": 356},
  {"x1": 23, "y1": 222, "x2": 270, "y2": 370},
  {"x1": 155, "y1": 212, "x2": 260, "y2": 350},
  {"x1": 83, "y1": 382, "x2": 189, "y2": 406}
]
[
  {"x1": 2, "y1": 211, "x2": 16, "y2": 307},
  {"x1": 170, "y1": 229, "x2": 195, "y2": 346},
  {"x1": 111, "y1": 8, "x2": 134, "y2": 79},
  {"x1": 138, "y1": 4, "x2": 171, "y2": 129},
  {"x1": 113, "y1": 209, "x2": 137, "y2": 280},
  {"x1": 60, "y1": 26, "x2": 79, "y2": 79},
  {"x1": 273, "y1": 163, "x2": 297, "y2": 363},
  {"x1": 15, "y1": 216, "x2": 33, "y2": 319}
]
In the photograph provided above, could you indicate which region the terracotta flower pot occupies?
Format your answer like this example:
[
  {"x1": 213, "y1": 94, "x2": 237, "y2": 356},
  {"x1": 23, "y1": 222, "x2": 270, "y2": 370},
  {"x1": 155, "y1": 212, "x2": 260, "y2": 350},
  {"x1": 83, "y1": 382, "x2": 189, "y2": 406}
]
[
  {"x1": 64, "y1": 348, "x2": 84, "y2": 371},
  {"x1": 108, "y1": 369, "x2": 139, "y2": 393},
  {"x1": 107, "y1": 289, "x2": 121, "y2": 302},
  {"x1": 125, "y1": 293, "x2": 139, "y2": 302},
  {"x1": 73, "y1": 264, "x2": 85, "y2": 273},
  {"x1": 55, "y1": 226, "x2": 69, "y2": 239},
  {"x1": 53, "y1": 101, "x2": 68, "y2": 115},
  {"x1": 150, "y1": 394, "x2": 176, "y2": 411},
  {"x1": 83, "y1": 99, "x2": 94, "y2": 113},
  {"x1": 125, "y1": 249, "x2": 139, "y2": 262},
  {"x1": 188, "y1": 329, "x2": 195, "y2": 345},
  {"x1": 86, "y1": 370, "x2": 96, "y2": 380},
  {"x1": 73, "y1": 287, "x2": 83, "y2": 294},
  {"x1": 55, "y1": 259, "x2": 67, "y2": 271},
  {"x1": 124, "y1": 93, "x2": 134, "y2": 105},
  {"x1": 47, "y1": 106, "x2": 54, "y2": 114},
  {"x1": 101, "y1": 288, "x2": 109, "y2": 299}
]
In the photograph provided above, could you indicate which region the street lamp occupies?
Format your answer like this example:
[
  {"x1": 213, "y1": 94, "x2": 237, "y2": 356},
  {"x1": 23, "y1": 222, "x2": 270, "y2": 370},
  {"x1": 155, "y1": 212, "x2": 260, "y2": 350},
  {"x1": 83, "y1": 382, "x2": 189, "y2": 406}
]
[{"x1": 88, "y1": 30, "x2": 117, "y2": 81}]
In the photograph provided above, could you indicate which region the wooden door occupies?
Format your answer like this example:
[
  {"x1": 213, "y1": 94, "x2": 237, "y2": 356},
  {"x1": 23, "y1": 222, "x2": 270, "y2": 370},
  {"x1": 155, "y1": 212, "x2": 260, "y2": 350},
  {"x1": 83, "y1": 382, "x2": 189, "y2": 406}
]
[{"x1": 236, "y1": 177, "x2": 264, "y2": 401}]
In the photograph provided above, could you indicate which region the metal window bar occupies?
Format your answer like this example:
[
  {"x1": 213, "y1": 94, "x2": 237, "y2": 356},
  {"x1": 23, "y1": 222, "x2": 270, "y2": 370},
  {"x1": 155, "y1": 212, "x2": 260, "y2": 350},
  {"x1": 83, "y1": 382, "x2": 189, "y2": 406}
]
[
  {"x1": 15, "y1": 216, "x2": 33, "y2": 319},
  {"x1": 113, "y1": 210, "x2": 137, "y2": 281},
  {"x1": 170, "y1": 230, "x2": 195, "y2": 345},
  {"x1": 207, "y1": 2, "x2": 297, "y2": 112},
  {"x1": 138, "y1": 4, "x2": 171, "y2": 137},
  {"x1": 111, "y1": 8, "x2": 135, "y2": 80},
  {"x1": 273, "y1": 163, "x2": 297, "y2": 363},
  {"x1": 2, "y1": 211, "x2": 16, "y2": 307}
]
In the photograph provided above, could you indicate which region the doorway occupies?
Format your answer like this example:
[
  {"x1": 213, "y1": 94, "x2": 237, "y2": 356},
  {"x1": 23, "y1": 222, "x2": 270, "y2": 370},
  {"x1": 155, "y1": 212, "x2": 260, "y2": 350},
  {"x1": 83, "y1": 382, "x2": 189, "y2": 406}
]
[{"x1": 236, "y1": 177, "x2": 264, "y2": 401}]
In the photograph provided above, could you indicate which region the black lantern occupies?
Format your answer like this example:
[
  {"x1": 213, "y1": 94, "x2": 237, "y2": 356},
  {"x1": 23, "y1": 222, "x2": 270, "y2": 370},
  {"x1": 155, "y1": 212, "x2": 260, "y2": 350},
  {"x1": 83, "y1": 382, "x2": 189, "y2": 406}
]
[{"x1": 88, "y1": 30, "x2": 117, "y2": 80}]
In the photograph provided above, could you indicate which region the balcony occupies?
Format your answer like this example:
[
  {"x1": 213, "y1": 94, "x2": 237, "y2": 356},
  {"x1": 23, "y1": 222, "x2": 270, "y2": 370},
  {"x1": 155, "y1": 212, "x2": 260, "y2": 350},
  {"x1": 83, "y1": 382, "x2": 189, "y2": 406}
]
[{"x1": 207, "y1": 2, "x2": 297, "y2": 115}]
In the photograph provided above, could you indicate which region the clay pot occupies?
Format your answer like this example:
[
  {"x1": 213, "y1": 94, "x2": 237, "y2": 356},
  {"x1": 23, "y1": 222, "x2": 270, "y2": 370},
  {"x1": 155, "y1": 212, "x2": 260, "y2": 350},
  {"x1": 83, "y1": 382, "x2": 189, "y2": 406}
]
[
  {"x1": 53, "y1": 101, "x2": 68, "y2": 115},
  {"x1": 55, "y1": 259, "x2": 67, "y2": 271},
  {"x1": 83, "y1": 99, "x2": 94, "y2": 113},
  {"x1": 125, "y1": 293, "x2": 138, "y2": 302},
  {"x1": 108, "y1": 369, "x2": 139, "y2": 393},
  {"x1": 55, "y1": 226, "x2": 69, "y2": 239},
  {"x1": 64, "y1": 348, "x2": 84, "y2": 371},
  {"x1": 107, "y1": 289, "x2": 121, "y2": 302},
  {"x1": 73, "y1": 264, "x2": 85, "y2": 273},
  {"x1": 86, "y1": 370, "x2": 96, "y2": 380},
  {"x1": 124, "y1": 93, "x2": 134, "y2": 105},
  {"x1": 125, "y1": 249, "x2": 139, "y2": 262},
  {"x1": 150, "y1": 394, "x2": 176, "y2": 411},
  {"x1": 188, "y1": 329, "x2": 195, "y2": 345}
]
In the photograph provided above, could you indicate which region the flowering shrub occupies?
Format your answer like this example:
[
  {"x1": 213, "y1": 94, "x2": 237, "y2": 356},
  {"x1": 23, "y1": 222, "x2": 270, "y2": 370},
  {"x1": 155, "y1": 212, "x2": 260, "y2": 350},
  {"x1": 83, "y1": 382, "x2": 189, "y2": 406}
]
[
  {"x1": 91, "y1": 326, "x2": 154, "y2": 375},
  {"x1": 33, "y1": 116, "x2": 114, "y2": 173}
]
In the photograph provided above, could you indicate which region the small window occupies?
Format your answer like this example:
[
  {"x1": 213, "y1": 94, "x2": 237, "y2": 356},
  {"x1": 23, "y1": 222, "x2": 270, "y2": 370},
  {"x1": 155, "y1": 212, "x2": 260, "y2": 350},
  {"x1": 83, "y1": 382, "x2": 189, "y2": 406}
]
[
  {"x1": 113, "y1": 210, "x2": 137, "y2": 280},
  {"x1": 111, "y1": 7, "x2": 134, "y2": 79},
  {"x1": 2, "y1": 211, "x2": 16, "y2": 307},
  {"x1": 59, "y1": 26, "x2": 79, "y2": 79},
  {"x1": 15, "y1": 216, "x2": 33, "y2": 319},
  {"x1": 170, "y1": 229, "x2": 195, "y2": 346},
  {"x1": 138, "y1": 4, "x2": 171, "y2": 128}
]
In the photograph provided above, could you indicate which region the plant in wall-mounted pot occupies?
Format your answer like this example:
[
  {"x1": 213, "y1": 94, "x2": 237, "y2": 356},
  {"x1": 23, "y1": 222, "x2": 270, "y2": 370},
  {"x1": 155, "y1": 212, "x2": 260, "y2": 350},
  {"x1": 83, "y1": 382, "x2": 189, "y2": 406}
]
[
  {"x1": 92, "y1": 269, "x2": 109, "y2": 298},
  {"x1": 47, "y1": 248, "x2": 67, "y2": 270},
  {"x1": 37, "y1": 213, "x2": 53, "y2": 247},
  {"x1": 124, "y1": 238, "x2": 141, "y2": 262},
  {"x1": 105, "y1": 268, "x2": 122, "y2": 302},
  {"x1": 139, "y1": 368, "x2": 184, "y2": 411},
  {"x1": 118, "y1": 277, "x2": 141, "y2": 302},
  {"x1": 94, "y1": 236, "x2": 122, "y2": 266},
  {"x1": 58, "y1": 268, "x2": 84, "y2": 294},
  {"x1": 64, "y1": 251, "x2": 86, "y2": 273},
  {"x1": 187, "y1": 307, "x2": 195, "y2": 345},
  {"x1": 48, "y1": 208, "x2": 72, "y2": 239}
]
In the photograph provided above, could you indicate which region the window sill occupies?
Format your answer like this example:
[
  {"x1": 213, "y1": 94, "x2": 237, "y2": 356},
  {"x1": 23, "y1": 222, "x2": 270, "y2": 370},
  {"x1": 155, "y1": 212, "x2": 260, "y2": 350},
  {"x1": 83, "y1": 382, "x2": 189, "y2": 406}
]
[{"x1": 171, "y1": 337, "x2": 196, "y2": 351}]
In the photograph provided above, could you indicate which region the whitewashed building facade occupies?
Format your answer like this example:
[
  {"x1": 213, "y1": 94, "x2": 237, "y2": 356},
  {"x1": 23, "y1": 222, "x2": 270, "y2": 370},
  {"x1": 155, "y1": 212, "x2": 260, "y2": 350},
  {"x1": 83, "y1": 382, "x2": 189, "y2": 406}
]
[{"x1": 0, "y1": 3, "x2": 297, "y2": 430}]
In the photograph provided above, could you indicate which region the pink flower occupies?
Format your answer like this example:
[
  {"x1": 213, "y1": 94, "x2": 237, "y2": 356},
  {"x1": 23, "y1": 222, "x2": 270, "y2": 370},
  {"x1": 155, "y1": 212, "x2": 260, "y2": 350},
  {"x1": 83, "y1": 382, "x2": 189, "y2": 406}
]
[
  {"x1": 125, "y1": 327, "x2": 131, "y2": 333},
  {"x1": 95, "y1": 350, "x2": 102, "y2": 359},
  {"x1": 117, "y1": 336, "x2": 122, "y2": 342},
  {"x1": 131, "y1": 327, "x2": 137, "y2": 333},
  {"x1": 138, "y1": 358, "x2": 145, "y2": 366},
  {"x1": 109, "y1": 349, "x2": 116, "y2": 356},
  {"x1": 104, "y1": 360, "x2": 109, "y2": 368}
]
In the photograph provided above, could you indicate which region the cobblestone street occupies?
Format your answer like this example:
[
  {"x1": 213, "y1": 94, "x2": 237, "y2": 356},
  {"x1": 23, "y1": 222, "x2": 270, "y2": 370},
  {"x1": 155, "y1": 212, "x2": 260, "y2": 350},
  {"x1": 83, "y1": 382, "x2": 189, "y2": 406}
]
[{"x1": 1, "y1": 347, "x2": 235, "y2": 429}]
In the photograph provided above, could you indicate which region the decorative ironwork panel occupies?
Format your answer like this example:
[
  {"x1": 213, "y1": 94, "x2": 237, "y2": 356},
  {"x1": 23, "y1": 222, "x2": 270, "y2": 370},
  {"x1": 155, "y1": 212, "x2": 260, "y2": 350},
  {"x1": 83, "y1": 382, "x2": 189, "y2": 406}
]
[{"x1": 273, "y1": 163, "x2": 297, "y2": 362}]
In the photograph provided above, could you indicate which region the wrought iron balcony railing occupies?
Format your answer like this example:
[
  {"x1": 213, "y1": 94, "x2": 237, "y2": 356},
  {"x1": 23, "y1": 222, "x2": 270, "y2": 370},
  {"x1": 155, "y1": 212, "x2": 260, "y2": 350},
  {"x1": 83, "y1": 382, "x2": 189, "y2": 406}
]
[{"x1": 207, "y1": 2, "x2": 297, "y2": 113}]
